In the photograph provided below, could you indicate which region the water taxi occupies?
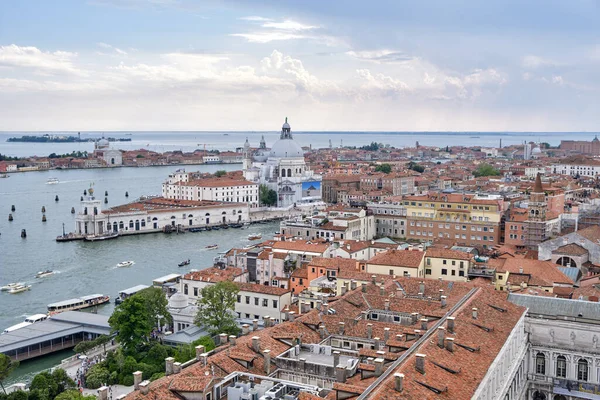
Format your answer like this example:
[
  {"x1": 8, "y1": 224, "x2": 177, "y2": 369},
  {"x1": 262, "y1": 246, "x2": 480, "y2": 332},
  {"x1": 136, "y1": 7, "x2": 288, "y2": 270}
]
[
  {"x1": 205, "y1": 244, "x2": 219, "y2": 250},
  {"x1": 248, "y1": 233, "x2": 262, "y2": 240},
  {"x1": 46, "y1": 177, "x2": 59, "y2": 185},
  {"x1": 115, "y1": 284, "x2": 149, "y2": 305},
  {"x1": 47, "y1": 294, "x2": 110, "y2": 314},
  {"x1": 116, "y1": 260, "x2": 135, "y2": 268},
  {"x1": 3, "y1": 314, "x2": 48, "y2": 334},
  {"x1": 8, "y1": 284, "x2": 31, "y2": 294},
  {"x1": 35, "y1": 270, "x2": 54, "y2": 278},
  {"x1": 84, "y1": 231, "x2": 119, "y2": 241},
  {"x1": 1, "y1": 283, "x2": 22, "y2": 291}
]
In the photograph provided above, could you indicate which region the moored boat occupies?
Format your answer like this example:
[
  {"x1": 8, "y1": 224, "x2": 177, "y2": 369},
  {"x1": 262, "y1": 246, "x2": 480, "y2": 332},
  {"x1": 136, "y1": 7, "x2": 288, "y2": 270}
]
[
  {"x1": 1, "y1": 283, "x2": 22, "y2": 292},
  {"x1": 84, "y1": 231, "x2": 119, "y2": 241},
  {"x1": 8, "y1": 284, "x2": 31, "y2": 294},
  {"x1": 248, "y1": 233, "x2": 262, "y2": 240},
  {"x1": 116, "y1": 260, "x2": 135, "y2": 268},
  {"x1": 205, "y1": 244, "x2": 218, "y2": 249},
  {"x1": 47, "y1": 294, "x2": 110, "y2": 314},
  {"x1": 35, "y1": 270, "x2": 54, "y2": 278}
]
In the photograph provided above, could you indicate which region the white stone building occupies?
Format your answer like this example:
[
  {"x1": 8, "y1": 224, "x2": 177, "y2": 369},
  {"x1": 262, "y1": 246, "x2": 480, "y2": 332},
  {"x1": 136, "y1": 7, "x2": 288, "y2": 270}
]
[
  {"x1": 553, "y1": 158, "x2": 600, "y2": 177},
  {"x1": 243, "y1": 118, "x2": 322, "y2": 208},
  {"x1": 93, "y1": 138, "x2": 123, "y2": 166}
]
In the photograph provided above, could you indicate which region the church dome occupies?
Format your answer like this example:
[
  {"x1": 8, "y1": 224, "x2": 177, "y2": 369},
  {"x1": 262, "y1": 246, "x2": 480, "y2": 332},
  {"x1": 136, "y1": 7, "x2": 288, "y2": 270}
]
[
  {"x1": 168, "y1": 292, "x2": 188, "y2": 309},
  {"x1": 97, "y1": 138, "x2": 109, "y2": 149},
  {"x1": 269, "y1": 139, "x2": 304, "y2": 158}
]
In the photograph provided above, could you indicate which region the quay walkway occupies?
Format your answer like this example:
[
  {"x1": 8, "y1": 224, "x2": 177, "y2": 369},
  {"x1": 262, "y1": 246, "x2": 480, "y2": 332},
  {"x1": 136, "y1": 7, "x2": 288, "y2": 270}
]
[{"x1": 0, "y1": 311, "x2": 111, "y2": 361}]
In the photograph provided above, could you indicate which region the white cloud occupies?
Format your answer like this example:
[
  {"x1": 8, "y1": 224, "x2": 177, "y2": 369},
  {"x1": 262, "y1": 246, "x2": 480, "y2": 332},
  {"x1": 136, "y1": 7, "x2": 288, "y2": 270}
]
[
  {"x1": 522, "y1": 55, "x2": 557, "y2": 69},
  {"x1": 238, "y1": 16, "x2": 272, "y2": 22},
  {"x1": 231, "y1": 17, "x2": 343, "y2": 46},
  {"x1": 356, "y1": 69, "x2": 409, "y2": 95},
  {"x1": 261, "y1": 20, "x2": 317, "y2": 31},
  {"x1": 346, "y1": 49, "x2": 413, "y2": 63},
  {"x1": 552, "y1": 75, "x2": 564, "y2": 85},
  {"x1": 96, "y1": 42, "x2": 128, "y2": 56},
  {"x1": 230, "y1": 32, "x2": 307, "y2": 43},
  {"x1": 0, "y1": 44, "x2": 84, "y2": 76}
]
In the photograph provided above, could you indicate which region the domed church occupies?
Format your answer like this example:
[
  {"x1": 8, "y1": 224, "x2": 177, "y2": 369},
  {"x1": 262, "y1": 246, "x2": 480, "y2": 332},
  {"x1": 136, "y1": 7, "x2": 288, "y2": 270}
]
[{"x1": 243, "y1": 118, "x2": 322, "y2": 208}]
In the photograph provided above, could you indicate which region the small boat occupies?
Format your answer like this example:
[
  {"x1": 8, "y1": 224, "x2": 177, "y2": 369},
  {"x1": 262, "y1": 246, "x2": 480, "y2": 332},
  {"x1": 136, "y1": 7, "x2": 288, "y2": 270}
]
[
  {"x1": 205, "y1": 226, "x2": 212, "y2": 231},
  {"x1": 84, "y1": 232, "x2": 119, "y2": 241},
  {"x1": 178, "y1": 259, "x2": 190, "y2": 267},
  {"x1": 0, "y1": 173, "x2": 8, "y2": 178},
  {"x1": 248, "y1": 233, "x2": 262, "y2": 241},
  {"x1": 8, "y1": 284, "x2": 31, "y2": 294},
  {"x1": 116, "y1": 261, "x2": 135, "y2": 268},
  {"x1": 205, "y1": 244, "x2": 218, "y2": 250},
  {"x1": 1, "y1": 283, "x2": 22, "y2": 292},
  {"x1": 36, "y1": 270, "x2": 54, "y2": 278},
  {"x1": 274, "y1": 231, "x2": 281, "y2": 235},
  {"x1": 46, "y1": 178, "x2": 59, "y2": 185},
  {"x1": 212, "y1": 226, "x2": 221, "y2": 231},
  {"x1": 221, "y1": 225, "x2": 229, "y2": 229},
  {"x1": 188, "y1": 228, "x2": 202, "y2": 233},
  {"x1": 229, "y1": 223, "x2": 243, "y2": 228}
]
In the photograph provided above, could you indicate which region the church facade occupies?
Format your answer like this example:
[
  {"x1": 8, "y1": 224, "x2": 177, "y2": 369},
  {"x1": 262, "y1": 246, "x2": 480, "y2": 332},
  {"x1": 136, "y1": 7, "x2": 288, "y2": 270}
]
[{"x1": 243, "y1": 118, "x2": 322, "y2": 208}]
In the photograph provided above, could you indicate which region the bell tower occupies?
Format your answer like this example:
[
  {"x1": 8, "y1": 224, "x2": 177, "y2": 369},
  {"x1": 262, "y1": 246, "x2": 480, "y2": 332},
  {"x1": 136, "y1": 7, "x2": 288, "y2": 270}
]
[{"x1": 528, "y1": 173, "x2": 546, "y2": 222}]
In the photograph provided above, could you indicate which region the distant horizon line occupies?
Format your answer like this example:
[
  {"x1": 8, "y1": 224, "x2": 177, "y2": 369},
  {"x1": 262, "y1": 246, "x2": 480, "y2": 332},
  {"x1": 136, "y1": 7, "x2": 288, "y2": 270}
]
[{"x1": 1, "y1": 130, "x2": 598, "y2": 135}]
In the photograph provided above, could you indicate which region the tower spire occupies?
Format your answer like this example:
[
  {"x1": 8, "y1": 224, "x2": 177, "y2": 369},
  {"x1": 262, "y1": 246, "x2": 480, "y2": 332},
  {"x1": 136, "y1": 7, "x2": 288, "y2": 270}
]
[{"x1": 533, "y1": 173, "x2": 543, "y2": 193}]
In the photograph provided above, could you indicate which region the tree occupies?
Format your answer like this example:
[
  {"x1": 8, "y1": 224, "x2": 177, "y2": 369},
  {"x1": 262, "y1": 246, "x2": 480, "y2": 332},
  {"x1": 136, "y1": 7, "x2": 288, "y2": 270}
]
[
  {"x1": 137, "y1": 287, "x2": 172, "y2": 328},
  {"x1": 375, "y1": 164, "x2": 392, "y2": 174},
  {"x1": 214, "y1": 170, "x2": 227, "y2": 177},
  {"x1": 407, "y1": 161, "x2": 425, "y2": 173},
  {"x1": 259, "y1": 184, "x2": 277, "y2": 206},
  {"x1": 473, "y1": 163, "x2": 501, "y2": 177},
  {"x1": 194, "y1": 281, "x2": 240, "y2": 335},
  {"x1": 54, "y1": 390, "x2": 96, "y2": 400},
  {"x1": 109, "y1": 296, "x2": 153, "y2": 353},
  {"x1": 0, "y1": 354, "x2": 19, "y2": 394},
  {"x1": 360, "y1": 142, "x2": 380, "y2": 151}
]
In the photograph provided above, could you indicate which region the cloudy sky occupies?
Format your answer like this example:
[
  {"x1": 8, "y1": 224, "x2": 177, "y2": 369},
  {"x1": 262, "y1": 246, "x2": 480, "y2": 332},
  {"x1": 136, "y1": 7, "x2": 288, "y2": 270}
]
[{"x1": 1, "y1": 0, "x2": 599, "y2": 131}]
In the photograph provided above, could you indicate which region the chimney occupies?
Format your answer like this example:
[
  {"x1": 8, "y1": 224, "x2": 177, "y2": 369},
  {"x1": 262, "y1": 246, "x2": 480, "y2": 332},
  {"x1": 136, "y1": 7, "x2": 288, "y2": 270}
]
[
  {"x1": 396, "y1": 334, "x2": 404, "y2": 342},
  {"x1": 350, "y1": 280, "x2": 357, "y2": 290},
  {"x1": 253, "y1": 319, "x2": 259, "y2": 331},
  {"x1": 384, "y1": 299, "x2": 390, "y2": 311},
  {"x1": 263, "y1": 349, "x2": 271, "y2": 374},
  {"x1": 437, "y1": 327, "x2": 445, "y2": 348},
  {"x1": 362, "y1": 282, "x2": 367, "y2": 293},
  {"x1": 229, "y1": 335, "x2": 236, "y2": 346},
  {"x1": 200, "y1": 353, "x2": 208, "y2": 366},
  {"x1": 97, "y1": 386, "x2": 108, "y2": 400},
  {"x1": 195, "y1": 345, "x2": 205, "y2": 361},
  {"x1": 341, "y1": 285, "x2": 348, "y2": 295},
  {"x1": 322, "y1": 302, "x2": 329, "y2": 314},
  {"x1": 333, "y1": 351, "x2": 340, "y2": 367},
  {"x1": 441, "y1": 295, "x2": 447, "y2": 308},
  {"x1": 264, "y1": 316, "x2": 271, "y2": 328},
  {"x1": 316, "y1": 300, "x2": 322, "y2": 311},
  {"x1": 447, "y1": 316, "x2": 455, "y2": 333},
  {"x1": 414, "y1": 330, "x2": 421, "y2": 338},
  {"x1": 336, "y1": 365, "x2": 347, "y2": 383},
  {"x1": 374, "y1": 358, "x2": 384, "y2": 377},
  {"x1": 472, "y1": 307, "x2": 478, "y2": 319},
  {"x1": 133, "y1": 371, "x2": 142, "y2": 390},
  {"x1": 419, "y1": 281, "x2": 425, "y2": 294},
  {"x1": 394, "y1": 373, "x2": 404, "y2": 392},
  {"x1": 165, "y1": 357, "x2": 175, "y2": 375},
  {"x1": 373, "y1": 337, "x2": 382, "y2": 350},
  {"x1": 319, "y1": 325, "x2": 326, "y2": 339},
  {"x1": 439, "y1": 289, "x2": 444, "y2": 299},
  {"x1": 299, "y1": 357, "x2": 306, "y2": 371},
  {"x1": 519, "y1": 267, "x2": 523, "y2": 274},
  {"x1": 139, "y1": 380, "x2": 150, "y2": 395},
  {"x1": 367, "y1": 323, "x2": 373, "y2": 339},
  {"x1": 384, "y1": 327, "x2": 390, "y2": 342},
  {"x1": 173, "y1": 362, "x2": 181, "y2": 374},
  {"x1": 415, "y1": 353, "x2": 426, "y2": 374},
  {"x1": 289, "y1": 311, "x2": 295, "y2": 322},
  {"x1": 339, "y1": 322, "x2": 345, "y2": 335},
  {"x1": 301, "y1": 302, "x2": 311, "y2": 314},
  {"x1": 420, "y1": 318, "x2": 428, "y2": 331},
  {"x1": 379, "y1": 286, "x2": 385, "y2": 296},
  {"x1": 252, "y1": 336, "x2": 260, "y2": 352},
  {"x1": 445, "y1": 337, "x2": 454, "y2": 352},
  {"x1": 371, "y1": 275, "x2": 377, "y2": 284},
  {"x1": 219, "y1": 333, "x2": 228, "y2": 345},
  {"x1": 242, "y1": 324, "x2": 250, "y2": 335}
]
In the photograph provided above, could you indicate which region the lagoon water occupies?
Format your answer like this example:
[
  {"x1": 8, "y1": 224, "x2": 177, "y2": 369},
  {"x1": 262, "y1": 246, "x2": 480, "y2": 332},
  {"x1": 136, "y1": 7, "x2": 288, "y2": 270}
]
[{"x1": 1, "y1": 131, "x2": 599, "y2": 158}]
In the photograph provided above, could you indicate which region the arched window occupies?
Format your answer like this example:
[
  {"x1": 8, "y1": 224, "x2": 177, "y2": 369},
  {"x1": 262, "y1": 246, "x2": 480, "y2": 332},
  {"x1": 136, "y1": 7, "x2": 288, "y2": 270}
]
[
  {"x1": 107, "y1": 223, "x2": 111, "y2": 231},
  {"x1": 84, "y1": 207, "x2": 88, "y2": 215},
  {"x1": 536, "y1": 353, "x2": 546, "y2": 375},
  {"x1": 184, "y1": 284, "x2": 188, "y2": 295},
  {"x1": 171, "y1": 215, "x2": 176, "y2": 219},
  {"x1": 281, "y1": 169, "x2": 286, "y2": 177},
  {"x1": 129, "y1": 220, "x2": 134, "y2": 228},
  {"x1": 556, "y1": 355, "x2": 567, "y2": 378},
  {"x1": 205, "y1": 213, "x2": 210, "y2": 216},
  {"x1": 533, "y1": 392, "x2": 546, "y2": 400},
  {"x1": 119, "y1": 221, "x2": 124, "y2": 229},
  {"x1": 556, "y1": 257, "x2": 576, "y2": 267},
  {"x1": 287, "y1": 168, "x2": 292, "y2": 176},
  {"x1": 93, "y1": 207, "x2": 98, "y2": 215},
  {"x1": 577, "y1": 359, "x2": 588, "y2": 381},
  {"x1": 222, "y1": 211, "x2": 226, "y2": 215}
]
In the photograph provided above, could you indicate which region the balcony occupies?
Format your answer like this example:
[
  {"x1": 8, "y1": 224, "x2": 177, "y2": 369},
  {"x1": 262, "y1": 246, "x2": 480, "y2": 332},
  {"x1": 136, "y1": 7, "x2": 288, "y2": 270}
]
[{"x1": 468, "y1": 267, "x2": 496, "y2": 277}]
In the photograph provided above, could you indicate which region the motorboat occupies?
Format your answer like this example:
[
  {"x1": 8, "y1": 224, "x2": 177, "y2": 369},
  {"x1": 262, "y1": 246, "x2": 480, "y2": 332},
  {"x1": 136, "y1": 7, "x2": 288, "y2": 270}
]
[
  {"x1": 248, "y1": 233, "x2": 262, "y2": 241},
  {"x1": 46, "y1": 177, "x2": 59, "y2": 185},
  {"x1": 178, "y1": 259, "x2": 190, "y2": 267},
  {"x1": 0, "y1": 173, "x2": 8, "y2": 178},
  {"x1": 1, "y1": 283, "x2": 22, "y2": 292},
  {"x1": 35, "y1": 270, "x2": 54, "y2": 278},
  {"x1": 116, "y1": 260, "x2": 135, "y2": 268},
  {"x1": 188, "y1": 227, "x2": 202, "y2": 233},
  {"x1": 84, "y1": 232, "x2": 119, "y2": 241},
  {"x1": 47, "y1": 294, "x2": 110, "y2": 314},
  {"x1": 212, "y1": 226, "x2": 221, "y2": 231},
  {"x1": 8, "y1": 284, "x2": 31, "y2": 294},
  {"x1": 205, "y1": 244, "x2": 218, "y2": 250}
]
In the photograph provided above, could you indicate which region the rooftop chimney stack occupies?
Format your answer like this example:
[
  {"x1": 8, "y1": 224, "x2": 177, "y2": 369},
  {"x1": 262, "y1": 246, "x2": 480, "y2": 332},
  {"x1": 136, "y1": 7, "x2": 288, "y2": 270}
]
[
  {"x1": 441, "y1": 295, "x2": 447, "y2": 308},
  {"x1": 472, "y1": 307, "x2": 478, "y2": 320},
  {"x1": 253, "y1": 319, "x2": 259, "y2": 331},
  {"x1": 415, "y1": 353, "x2": 426, "y2": 374},
  {"x1": 447, "y1": 316, "x2": 455, "y2": 333},
  {"x1": 420, "y1": 318, "x2": 428, "y2": 331},
  {"x1": 362, "y1": 282, "x2": 367, "y2": 293},
  {"x1": 372, "y1": 275, "x2": 377, "y2": 284},
  {"x1": 219, "y1": 333, "x2": 228, "y2": 345},
  {"x1": 384, "y1": 299, "x2": 391, "y2": 311},
  {"x1": 97, "y1": 387, "x2": 108, "y2": 400},
  {"x1": 133, "y1": 371, "x2": 142, "y2": 390},
  {"x1": 165, "y1": 357, "x2": 175, "y2": 376},
  {"x1": 374, "y1": 358, "x2": 384, "y2": 377},
  {"x1": 264, "y1": 316, "x2": 271, "y2": 328},
  {"x1": 367, "y1": 323, "x2": 373, "y2": 339},
  {"x1": 350, "y1": 280, "x2": 357, "y2": 290},
  {"x1": 140, "y1": 381, "x2": 150, "y2": 395},
  {"x1": 173, "y1": 362, "x2": 181, "y2": 374},
  {"x1": 200, "y1": 353, "x2": 208, "y2": 367},
  {"x1": 419, "y1": 281, "x2": 425, "y2": 295},
  {"x1": 384, "y1": 327, "x2": 390, "y2": 342},
  {"x1": 439, "y1": 289, "x2": 444, "y2": 299},
  {"x1": 336, "y1": 365, "x2": 347, "y2": 383},
  {"x1": 446, "y1": 337, "x2": 455, "y2": 352},
  {"x1": 263, "y1": 350, "x2": 271, "y2": 374},
  {"x1": 411, "y1": 312, "x2": 419, "y2": 324},
  {"x1": 341, "y1": 285, "x2": 348, "y2": 295},
  {"x1": 339, "y1": 322, "x2": 345, "y2": 335},
  {"x1": 229, "y1": 335, "x2": 236, "y2": 346},
  {"x1": 396, "y1": 334, "x2": 404, "y2": 342},
  {"x1": 195, "y1": 345, "x2": 205, "y2": 360},
  {"x1": 394, "y1": 373, "x2": 405, "y2": 392},
  {"x1": 319, "y1": 325, "x2": 326, "y2": 339},
  {"x1": 437, "y1": 327, "x2": 445, "y2": 348},
  {"x1": 288, "y1": 311, "x2": 295, "y2": 322},
  {"x1": 379, "y1": 286, "x2": 385, "y2": 296},
  {"x1": 252, "y1": 336, "x2": 260, "y2": 352},
  {"x1": 333, "y1": 351, "x2": 340, "y2": 367},
  {"x1": 242, "y1": 324, "x2": 250, "y2": 335}
]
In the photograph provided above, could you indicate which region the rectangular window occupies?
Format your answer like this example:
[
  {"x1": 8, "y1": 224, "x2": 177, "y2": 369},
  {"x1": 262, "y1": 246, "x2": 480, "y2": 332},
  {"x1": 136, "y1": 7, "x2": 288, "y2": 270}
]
[
  {"x1": 273, "y1": 300, "x2": 278, "y2": 309},
  {"x1": 193, "y1": 287, "x2": 198, "y2": 296},
  {"x1": 237, "y1": 295, "x2": 241, "y2": 303},
  {"x1": 263, "y1": 299, "x2": 268, "y2": 307},
  {"x1": 245, "y1": 313, "x2": 250, "y2": 318},
  {"x1": 459, "y1": 270, "x2": 465, "y2": 277},
  {"x1": 451, "y1": 270, "x2": 456, "y2": 276},
  {"x1": 441, "y1": 269, "x2": 448, "y2": 275},
  {"x1": 246, "y1": 296, "x2": 250, "y2": 304},
  {"x1": 425, "y1": 269, "x2": 432, "y2": 275},
  {"x1": 254, "y1": 297, "x2": 259, "y2": 306},
  {"x1": 389, "y1": 269, "x2": 394, "y2": 275},
  {"x1": 443, "y1": 260, "x2": 447, "y2": 265}
]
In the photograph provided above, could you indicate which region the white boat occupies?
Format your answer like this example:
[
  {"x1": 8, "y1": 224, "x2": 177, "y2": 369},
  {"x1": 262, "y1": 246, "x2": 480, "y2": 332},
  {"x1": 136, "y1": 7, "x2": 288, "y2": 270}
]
[
  {"x1": 48, "y1": 294, "x2": 110, "y2": 314},
  {"x1": 116, "y1": 260, "x2": 135, "y2": 268},
  {"x1": 46, "y1": 177, "x2": 59, "y2": 185},
  {"x1": 248, "y1": 233, "x2": 262, "y2": 240},
  {"x1": 8, "y1": 284, "x2": 31, "y2": 294},
  {"x1": 1, "y1": 283, "x2": 22, "y2": 291},
  {"x1": 35, "y1": 270, "x2": 54, "y2": 278},
  {"x1": 84, "y1": 232, "x2": 119, "y2": 241}
]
